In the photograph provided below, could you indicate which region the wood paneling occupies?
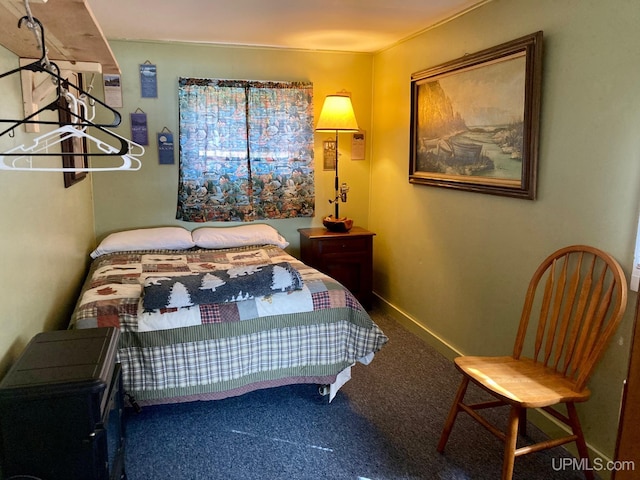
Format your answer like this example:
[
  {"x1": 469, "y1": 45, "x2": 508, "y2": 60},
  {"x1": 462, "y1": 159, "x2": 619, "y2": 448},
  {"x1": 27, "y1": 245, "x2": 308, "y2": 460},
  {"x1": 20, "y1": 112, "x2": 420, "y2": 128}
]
[
  {"x1": 0, "y1": 0, "x2": 119, "y2": 73},
  {"x1": 613, "y1": 294, "x2": 640, "y2": 479}
]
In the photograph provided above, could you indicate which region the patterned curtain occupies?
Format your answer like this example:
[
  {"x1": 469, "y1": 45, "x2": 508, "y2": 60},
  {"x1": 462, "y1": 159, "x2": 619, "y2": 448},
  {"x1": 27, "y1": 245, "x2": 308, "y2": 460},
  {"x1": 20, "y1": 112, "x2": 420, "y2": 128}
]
[{"x1": 177, "y1": 78, "x2": 315, "y2": 222}]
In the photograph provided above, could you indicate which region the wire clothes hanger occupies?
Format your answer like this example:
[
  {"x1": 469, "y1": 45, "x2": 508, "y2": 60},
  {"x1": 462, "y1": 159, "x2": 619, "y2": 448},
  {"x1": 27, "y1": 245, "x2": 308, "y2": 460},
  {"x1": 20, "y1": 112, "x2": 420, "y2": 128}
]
[
  {"x1": 0, "y1": 89, "x2": 143, "y2": 171},
  {"x1": 0, "y1": 127, "x2": 143, "y2": 171},
  {"x1": 0, "y1": 9, "x2": 143, "y2": 172}
]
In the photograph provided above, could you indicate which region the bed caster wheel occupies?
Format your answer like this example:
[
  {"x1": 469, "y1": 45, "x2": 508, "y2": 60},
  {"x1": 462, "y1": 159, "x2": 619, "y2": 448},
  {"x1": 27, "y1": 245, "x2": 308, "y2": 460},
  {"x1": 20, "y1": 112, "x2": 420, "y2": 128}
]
[
  {"x1": 318, "y1": 384, "x2": 330, "y2": 396},
  {"x1": 126, "y1": 393, "x2": 141, "y2": 413}
]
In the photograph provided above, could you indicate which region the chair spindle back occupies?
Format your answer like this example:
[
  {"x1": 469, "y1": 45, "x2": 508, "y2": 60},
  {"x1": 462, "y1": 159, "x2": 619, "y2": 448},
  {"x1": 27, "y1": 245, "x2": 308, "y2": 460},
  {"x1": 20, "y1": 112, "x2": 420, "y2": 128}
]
[{"x1": 513, "y1": 245, "x2": 627, "y2": 391}]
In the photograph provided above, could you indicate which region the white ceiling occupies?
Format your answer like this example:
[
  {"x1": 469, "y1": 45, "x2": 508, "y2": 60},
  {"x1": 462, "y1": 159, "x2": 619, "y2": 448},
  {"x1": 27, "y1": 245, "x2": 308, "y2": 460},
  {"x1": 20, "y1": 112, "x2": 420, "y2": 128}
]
[{"x1": 87, "y1": 0, "x2": 488, "y2": 53}]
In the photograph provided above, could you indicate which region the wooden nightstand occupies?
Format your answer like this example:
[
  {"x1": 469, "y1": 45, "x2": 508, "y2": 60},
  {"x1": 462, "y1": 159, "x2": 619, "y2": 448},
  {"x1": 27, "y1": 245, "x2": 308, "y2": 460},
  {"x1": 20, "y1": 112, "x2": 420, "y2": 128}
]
[{"x1": 298, "y1": 226, "x2": 375, "y2": 309}]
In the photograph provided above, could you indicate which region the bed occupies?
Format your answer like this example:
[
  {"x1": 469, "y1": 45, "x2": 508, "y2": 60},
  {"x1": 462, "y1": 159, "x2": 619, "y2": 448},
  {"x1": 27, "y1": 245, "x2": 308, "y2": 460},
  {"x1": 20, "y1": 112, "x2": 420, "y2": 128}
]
[{"x1": 69, "y1": 225, "x2": 388, "y2": 406}]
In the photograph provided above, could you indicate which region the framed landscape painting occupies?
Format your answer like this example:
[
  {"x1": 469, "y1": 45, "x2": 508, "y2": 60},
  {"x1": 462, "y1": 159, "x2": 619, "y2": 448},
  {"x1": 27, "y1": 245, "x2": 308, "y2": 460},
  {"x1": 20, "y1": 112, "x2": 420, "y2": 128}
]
[{"x1": 409, "y1": 31, "x2": 543, "y2": 199}]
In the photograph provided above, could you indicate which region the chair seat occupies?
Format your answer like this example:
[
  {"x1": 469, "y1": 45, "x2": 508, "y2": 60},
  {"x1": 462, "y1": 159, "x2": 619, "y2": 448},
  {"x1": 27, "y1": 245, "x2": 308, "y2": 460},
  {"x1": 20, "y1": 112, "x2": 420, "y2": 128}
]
[{"x1": 455, "y1": 356, "x2": 591, "y2": 408}]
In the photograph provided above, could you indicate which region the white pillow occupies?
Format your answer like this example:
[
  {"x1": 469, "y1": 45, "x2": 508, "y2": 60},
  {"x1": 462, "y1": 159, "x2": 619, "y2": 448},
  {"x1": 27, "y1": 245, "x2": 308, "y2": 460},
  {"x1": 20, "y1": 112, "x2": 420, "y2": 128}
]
[
  {"x1": 90, "y1": 227, "x2": 196, "y2": 258},
  {"x1": 192, "y1": 224, "x2": 289, "y2": 249}
]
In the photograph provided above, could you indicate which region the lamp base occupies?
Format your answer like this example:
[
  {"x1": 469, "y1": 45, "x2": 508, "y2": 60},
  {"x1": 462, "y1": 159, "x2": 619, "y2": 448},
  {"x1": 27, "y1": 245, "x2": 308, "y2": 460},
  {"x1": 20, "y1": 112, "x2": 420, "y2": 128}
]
[{"x1": 323, "y1": 215, "x2": 354, "y2": 232}]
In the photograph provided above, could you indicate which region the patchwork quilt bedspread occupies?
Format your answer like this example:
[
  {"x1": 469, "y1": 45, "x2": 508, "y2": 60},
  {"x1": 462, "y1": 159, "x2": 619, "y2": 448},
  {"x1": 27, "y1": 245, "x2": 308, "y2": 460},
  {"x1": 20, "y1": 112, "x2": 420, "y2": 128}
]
[{"x1": 70, "y1": 245, "x2": 388, "y2": 402}]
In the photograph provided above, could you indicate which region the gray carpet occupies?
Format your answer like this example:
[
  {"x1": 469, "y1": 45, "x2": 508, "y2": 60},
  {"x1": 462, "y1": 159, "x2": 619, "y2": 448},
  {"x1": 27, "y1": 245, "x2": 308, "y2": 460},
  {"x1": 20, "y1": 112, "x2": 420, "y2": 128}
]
[{"x1": 123, "y1": 310, "x2": 591, "y2": 479}]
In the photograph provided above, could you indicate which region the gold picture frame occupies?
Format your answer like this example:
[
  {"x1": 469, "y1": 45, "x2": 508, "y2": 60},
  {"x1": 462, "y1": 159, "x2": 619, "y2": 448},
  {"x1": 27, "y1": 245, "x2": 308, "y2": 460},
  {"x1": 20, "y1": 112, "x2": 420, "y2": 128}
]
[{"x1": 409, "y1": 31, "x2": 543, "y2": 199}]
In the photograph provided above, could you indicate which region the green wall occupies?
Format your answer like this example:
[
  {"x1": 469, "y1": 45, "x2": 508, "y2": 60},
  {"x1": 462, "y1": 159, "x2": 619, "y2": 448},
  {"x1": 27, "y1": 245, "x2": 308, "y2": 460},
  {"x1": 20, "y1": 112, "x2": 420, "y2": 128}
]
[
  {"x1": 92, "y1": 41, "x2": 374, "y2": 255},
  {"x1": 371, "y1": 0, "x2": 640, "y2": 460},
  {"x1": 0, "y1": 47, "x2": 96, "y2": 377},
  {"x1": 0, "y1": 0, "x2": 638, "y2": 467}
]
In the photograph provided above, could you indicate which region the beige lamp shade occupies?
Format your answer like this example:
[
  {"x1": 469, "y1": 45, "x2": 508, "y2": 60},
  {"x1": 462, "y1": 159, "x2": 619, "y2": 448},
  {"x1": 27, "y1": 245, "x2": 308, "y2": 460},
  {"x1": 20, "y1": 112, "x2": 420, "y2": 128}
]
[{"x1": 315, "y1": 94, "x2": 359, "y2": 132}]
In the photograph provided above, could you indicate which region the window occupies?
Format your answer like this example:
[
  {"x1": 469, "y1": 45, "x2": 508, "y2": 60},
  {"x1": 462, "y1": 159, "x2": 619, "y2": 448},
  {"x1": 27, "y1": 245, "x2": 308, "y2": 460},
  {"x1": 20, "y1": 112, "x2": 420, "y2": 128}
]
[{"x1": 177, "y1": 78, "x2": 315, "y2": 222}]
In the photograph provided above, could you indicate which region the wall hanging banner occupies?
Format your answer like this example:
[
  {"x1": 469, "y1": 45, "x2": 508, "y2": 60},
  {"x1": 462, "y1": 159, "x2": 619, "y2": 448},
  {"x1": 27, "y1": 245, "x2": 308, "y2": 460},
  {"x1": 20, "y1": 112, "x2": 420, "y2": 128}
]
[
  {"x1": 157, "y1": 128, "x2": 174, "y2": 164},
  {"x1": 130, "y1": 110, "x2": 148, "y2": 146},
  {"x1": 103, "y1": 74, "x2": 123, "y2": 108},
  {"x1": 139, "y1": 62, "x2": 158, "y2": 98},
  {"x1": 352, "y1": 130, "x2": 366, "y2": 160}
]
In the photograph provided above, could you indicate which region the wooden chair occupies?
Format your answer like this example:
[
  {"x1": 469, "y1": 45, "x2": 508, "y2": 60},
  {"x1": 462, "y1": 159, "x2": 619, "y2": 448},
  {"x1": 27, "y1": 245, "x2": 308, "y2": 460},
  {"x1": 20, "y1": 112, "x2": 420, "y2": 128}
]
[{"x1": 437, "y1": 245, "x2": 628, "y2": 480}]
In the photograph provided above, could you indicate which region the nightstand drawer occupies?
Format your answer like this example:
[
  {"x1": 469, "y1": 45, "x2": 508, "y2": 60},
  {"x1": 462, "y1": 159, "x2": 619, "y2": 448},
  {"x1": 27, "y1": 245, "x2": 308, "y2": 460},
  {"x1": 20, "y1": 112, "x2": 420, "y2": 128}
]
[{"x1": 315, "y1": 236, "x2": 370, "y2": 254}]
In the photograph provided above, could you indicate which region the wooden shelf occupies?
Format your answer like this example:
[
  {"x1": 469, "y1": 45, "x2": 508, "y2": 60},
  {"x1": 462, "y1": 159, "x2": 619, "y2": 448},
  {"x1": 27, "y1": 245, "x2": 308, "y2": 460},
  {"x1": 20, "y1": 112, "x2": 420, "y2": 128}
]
[{"x1": 0, "y1": 0, "x2": 119, "y2": 74}]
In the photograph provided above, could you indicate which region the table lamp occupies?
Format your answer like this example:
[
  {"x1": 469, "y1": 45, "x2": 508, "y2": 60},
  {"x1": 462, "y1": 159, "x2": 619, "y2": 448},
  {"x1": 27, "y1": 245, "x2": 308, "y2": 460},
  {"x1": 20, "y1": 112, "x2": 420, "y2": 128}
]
[{"x1": 315, "y1": 92, "x2": 359, "y2": 232}]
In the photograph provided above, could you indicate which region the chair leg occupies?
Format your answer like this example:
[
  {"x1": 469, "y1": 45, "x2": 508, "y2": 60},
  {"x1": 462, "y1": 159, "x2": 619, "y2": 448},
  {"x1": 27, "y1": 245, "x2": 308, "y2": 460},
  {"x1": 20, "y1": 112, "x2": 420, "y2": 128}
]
[
  {"x1": 566, "y1": 402, "x2": 594, "y2": 480},
  {"x1": 519, "y1": 408, "x2": 527, "y2": 437},
  {"x1": 501, "y1": 406, "x2": 521, "y2": 480},
  {"x1": 437, "y1": 376, "x2": 469, "y2": 452}
]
